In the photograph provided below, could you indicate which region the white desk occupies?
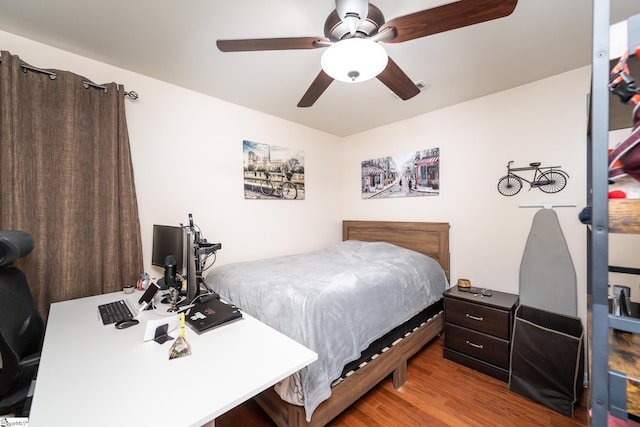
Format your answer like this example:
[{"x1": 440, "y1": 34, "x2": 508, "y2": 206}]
[{"x1": 29, "y1": 290, "x2": 317, "y2": 427}]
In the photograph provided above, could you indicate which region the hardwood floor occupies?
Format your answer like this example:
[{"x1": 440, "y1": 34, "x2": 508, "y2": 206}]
[{"x1": 216, "y1": 335, "x2": 589, "y2": 426}]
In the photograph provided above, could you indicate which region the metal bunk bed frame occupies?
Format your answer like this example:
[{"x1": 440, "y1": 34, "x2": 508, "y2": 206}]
[{"x1": 590, "y1": 2, "x2": 640, "y2": 425}]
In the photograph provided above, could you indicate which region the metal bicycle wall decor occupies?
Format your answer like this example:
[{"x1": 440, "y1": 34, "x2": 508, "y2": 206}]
[{"x1": 497, "y1": 161, "x2": 569, "y2": 196}]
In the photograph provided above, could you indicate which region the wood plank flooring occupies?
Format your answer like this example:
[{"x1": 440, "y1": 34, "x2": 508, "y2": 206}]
[{"x1": 216, "y1": 335, "x2": 589, "y2": 426}]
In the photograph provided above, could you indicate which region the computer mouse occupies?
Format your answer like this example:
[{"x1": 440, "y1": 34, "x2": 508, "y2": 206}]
[{"x1": 114, "y1": 319, "x2": 139, "y2": 329}]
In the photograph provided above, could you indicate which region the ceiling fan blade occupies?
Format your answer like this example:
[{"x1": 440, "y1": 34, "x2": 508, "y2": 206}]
[
  {"x1": 298, "y1": 70, "x2": 334, "y2": 108},
  {"x1": 217, "y1": 37, "x2": 330, "y2": 52},
  {"x1": 376, "y1": 57, "x2": 420, "y2": 101},
  {"x1": 380, "y1": 0, "x2": 517, "y2": 43}
]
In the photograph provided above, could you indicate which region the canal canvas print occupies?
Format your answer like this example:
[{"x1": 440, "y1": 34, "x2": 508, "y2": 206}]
[
  {"x1": 361, "y1": 147, "x2": 440, "y2": 199},
  {"x1": 243, "y1": 140, "x2": 305, "y2": 200}
]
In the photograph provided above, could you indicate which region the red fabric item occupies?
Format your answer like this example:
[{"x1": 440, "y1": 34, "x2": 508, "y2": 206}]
[
  {"x1": 608, "y1": 51, "x2": 640, "y2": 182},
  {"x1": 608, "y1": 190, "x2": 627, "y2": 199}
]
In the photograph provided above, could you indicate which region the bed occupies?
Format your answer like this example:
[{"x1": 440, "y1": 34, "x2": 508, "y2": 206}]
[{"x1": 204, "y1": 220, "x2": 450, "y2": 426}]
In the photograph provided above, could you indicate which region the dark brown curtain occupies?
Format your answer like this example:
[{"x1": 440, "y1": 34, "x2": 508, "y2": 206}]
[{"x1": 0, "y1": 51, "x2": 143, "y2": 320}]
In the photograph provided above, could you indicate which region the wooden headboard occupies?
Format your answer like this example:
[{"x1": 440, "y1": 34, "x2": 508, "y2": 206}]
[{"x1": 342, "y1": 220, "x2": 451, "y2": 281}]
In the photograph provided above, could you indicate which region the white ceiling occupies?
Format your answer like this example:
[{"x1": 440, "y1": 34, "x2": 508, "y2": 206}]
[{"x1": 1, "y1": 0, "x2": 639, "y2": 137}]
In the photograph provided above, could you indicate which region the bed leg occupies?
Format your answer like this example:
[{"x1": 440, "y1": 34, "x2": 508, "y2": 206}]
[
  {"x1": 287, "y1": 405, "x2": 306, "y2": 427},
  {"x1": 392, "y1": 359, "x2": 408, "y2": 389}
]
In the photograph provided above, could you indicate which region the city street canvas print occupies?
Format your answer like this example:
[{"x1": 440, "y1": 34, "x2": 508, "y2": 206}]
[
  {"x1": 243, "y1": 140, "x2": 305, "y2": 200},
  {"x1": 361, "y1": 147, "x2": 440, "y2": 199}
]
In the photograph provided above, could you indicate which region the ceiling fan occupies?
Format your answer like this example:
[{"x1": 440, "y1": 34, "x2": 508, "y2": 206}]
[{"x1": 217, "y1": 0, "x2": 518, "y2": 107}]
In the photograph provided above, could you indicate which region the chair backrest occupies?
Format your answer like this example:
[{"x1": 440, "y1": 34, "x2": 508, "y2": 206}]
[
  {"x1": 0, "y1": 231, "x2": 34, "y2": 268},
  {"x1": 0, "y1": 231, "x2": 43, "y2": 396}
]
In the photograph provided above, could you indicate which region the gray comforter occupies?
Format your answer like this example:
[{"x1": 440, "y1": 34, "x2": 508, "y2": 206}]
[{"x1": 204, "y1": 240, "x2": 448, "y2": 421}]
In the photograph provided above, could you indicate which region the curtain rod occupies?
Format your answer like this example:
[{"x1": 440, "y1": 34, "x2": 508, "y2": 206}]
[
  {"x1": 81, "y1": 79, "x2": 139, "y2": 100},
  {"x1": 518, "y1": 203, "x2": 577, "y2": 209},
  {"x1": 0, "y1": 57, "x2": 139, "y2": 99}
]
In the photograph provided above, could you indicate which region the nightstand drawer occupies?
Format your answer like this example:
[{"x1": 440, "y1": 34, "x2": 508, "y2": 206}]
[
  {"x1": 443, "y1": 348, "x2": 509, "y2": 382},
  {"x1": 444, "y1": 323, "x2": 510, "y2": 369},
  {"x1": 445, "y1": 298, "x2": 511, "y2": 339}
]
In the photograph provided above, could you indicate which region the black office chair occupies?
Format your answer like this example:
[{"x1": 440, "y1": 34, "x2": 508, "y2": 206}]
[{"x1": 0, "y1": 230, "x2": 43, "y2": 416}]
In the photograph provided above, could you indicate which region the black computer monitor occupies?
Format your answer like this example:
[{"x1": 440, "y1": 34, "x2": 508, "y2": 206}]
[{"x1": 151, "y1": 225, "x2": 184, "y2": 273}]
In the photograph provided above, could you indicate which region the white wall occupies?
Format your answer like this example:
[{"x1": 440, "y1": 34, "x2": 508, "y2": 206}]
[
  {"x1": 341, "y1": 68, "x2": 590, "y2": 321},
  {"x1": 0, "y1": 30, "x2": 344, "y2": 282}
]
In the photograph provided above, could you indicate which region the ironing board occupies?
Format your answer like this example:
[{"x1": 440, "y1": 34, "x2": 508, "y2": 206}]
[
  {"x1": 510, "y1": 208, "x2": 583, "y2": 416},
  {"x1": 519, "y1": 208, "x2": 577, "y2": 317}
]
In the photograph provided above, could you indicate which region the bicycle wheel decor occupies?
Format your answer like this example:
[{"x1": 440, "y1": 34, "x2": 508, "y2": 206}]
[
  {"x1": 497, "y1": 175, "x2": 523, "y2": 196},
  {"x1": 281, "y1": 182, "x2": 297, "y2": 200},
  {"x1": 538, "y1": 171, "x2": 568, "y2": 193},
  {"x1": 260, "y1": 180, "x2": 274, "y2": 196}
]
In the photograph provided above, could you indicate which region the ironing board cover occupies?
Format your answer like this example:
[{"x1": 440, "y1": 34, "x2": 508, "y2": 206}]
[{"x1": 519, "y1": 209, "x2": 577, "y2": 317}]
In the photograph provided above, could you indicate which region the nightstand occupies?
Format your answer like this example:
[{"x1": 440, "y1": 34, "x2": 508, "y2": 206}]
[{"x1": 443, "y1": 286, "x2": 519, "y2": 382}]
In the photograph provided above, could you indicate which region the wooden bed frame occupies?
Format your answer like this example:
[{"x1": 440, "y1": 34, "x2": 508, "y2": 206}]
[{"x1": 254, "y1": 220, "x2": 451, "y2": 427}]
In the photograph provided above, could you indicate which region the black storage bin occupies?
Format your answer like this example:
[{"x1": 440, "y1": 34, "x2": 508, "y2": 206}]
[{"x1": 508, "y1": 305, "x2": 584, "y2": 417}]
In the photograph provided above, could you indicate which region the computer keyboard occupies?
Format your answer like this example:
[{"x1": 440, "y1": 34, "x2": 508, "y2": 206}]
[{"x1": 98, "y1": 300, "x2": 134, "y2": 325}]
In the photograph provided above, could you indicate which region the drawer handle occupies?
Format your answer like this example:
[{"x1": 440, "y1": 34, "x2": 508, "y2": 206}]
[
  {"x1": 466, "y1": 340, "x2": 484, "y2": 349},
  {"x1": 465, "y1": 313, "x2": 484, "y2": 322}
]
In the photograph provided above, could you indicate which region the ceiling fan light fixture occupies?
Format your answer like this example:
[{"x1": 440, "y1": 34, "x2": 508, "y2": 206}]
[{"x1": 321, "y1": 38, "x2": 388, "y2": 83}]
